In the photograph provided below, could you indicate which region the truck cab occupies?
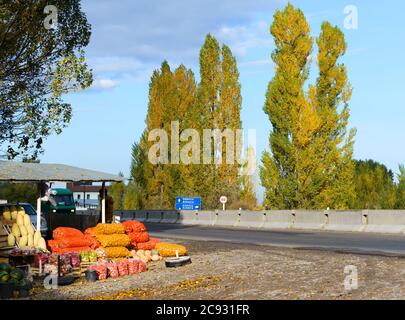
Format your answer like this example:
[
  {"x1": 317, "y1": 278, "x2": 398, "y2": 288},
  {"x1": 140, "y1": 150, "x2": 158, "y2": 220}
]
[{"x1": 42, "y1": 188, "x2": 76, "y2": 215}]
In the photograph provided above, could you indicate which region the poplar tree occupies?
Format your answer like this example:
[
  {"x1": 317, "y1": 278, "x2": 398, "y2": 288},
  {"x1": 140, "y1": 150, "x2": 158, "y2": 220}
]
[
  {"x1": 397, "y1": 165, "x2": 405, "y2": 209},
  {"x1": 194, "y1": 35, "x2": 221, "y2": 209},
  {"x1": 240, "y1": 147, "x2": 258, "y2": 209},
  {"x1": 260, "y1": 4, "x2": 356, "y2": 210},
  {"x1": 110, "y1": 172, "x2": 125, "y2": 210},
  {"x1": 260, "y1": 4, "x2": 314, "y2": 209},
  {"x1": 195, "y1": 35, "x2": 242, "y2": 209},
  {"x1": 312, "y1": 22, "x2": 356, "y2": 209},
  {"x1": 130, "y1": 62, "x2": 197, "y2": 209}
]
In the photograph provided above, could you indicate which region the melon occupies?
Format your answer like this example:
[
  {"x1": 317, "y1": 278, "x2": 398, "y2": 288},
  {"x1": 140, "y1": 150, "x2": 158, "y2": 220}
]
[
  {"x1": 34, "y1": 230, "x2": 41, "y2": 247},
  {"x1": 10, "y1": 206, "x2": 17, "y2": 220},
  {"x1": 23, "y1": 214, "x2": 31, "y2": 227},
  {"x1": 38, "y1": 237, "x2": 47, "y2": 251},
  {"x1": 11, "y1": 224, "x2": 21, "y2": 237},
  {"x1": 26, "y1": 224, "x2": 34, "y2": 236},
  {"x1": 27, "y1": 234, "x2": 34, "y2": 247},
  {"x1": 16, "y1": 214, "x2": 24, "y2": 227},
  {"x1": 19, "y1": 225, "x2": 28, "y2": 237},
  {"x1": 19, "y1": 235, "x2": 28, "y2": 247},
  {"x1": 2, "y1": 208, "x2": 12, "y2": 221},
  {"x1": 7, "y1": 234, "x2": 15, "y2": 246}
]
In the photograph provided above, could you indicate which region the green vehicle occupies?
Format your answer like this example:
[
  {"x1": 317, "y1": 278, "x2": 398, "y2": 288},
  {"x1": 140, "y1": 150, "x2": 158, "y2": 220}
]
[{"x1": 42, "y1": 188, "x2": 76, "y2": 215}]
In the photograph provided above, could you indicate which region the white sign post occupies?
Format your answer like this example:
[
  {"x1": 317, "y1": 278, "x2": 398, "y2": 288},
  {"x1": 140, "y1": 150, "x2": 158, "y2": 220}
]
[{"x1": 220, "y1": 196, "x2": 228, "y2": 211}]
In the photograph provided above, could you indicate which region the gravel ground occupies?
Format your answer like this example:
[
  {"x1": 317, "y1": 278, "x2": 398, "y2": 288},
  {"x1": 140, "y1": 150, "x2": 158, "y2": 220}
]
[{"x1": 31, "y1": 238, "x2": 405, "y2": 300}]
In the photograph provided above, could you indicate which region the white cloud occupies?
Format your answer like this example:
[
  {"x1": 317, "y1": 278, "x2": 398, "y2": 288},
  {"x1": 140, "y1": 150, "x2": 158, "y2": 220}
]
[
  {"x1": 91, "y1": 78, "x2": 119, "y2": 90},
  {"x1": 81, "y1": 0, "x2": 284, "y2": 80},
  {"x1": 215, "y1": 20, "x2": 272, "y2": 58}
]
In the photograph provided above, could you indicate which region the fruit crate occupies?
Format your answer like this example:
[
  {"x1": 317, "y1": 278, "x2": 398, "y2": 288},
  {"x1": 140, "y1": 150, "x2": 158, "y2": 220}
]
[
  {"x1": 0, "y1": 222, "x2": 14, "y2": 257},
  {"x1": 31, "y1": 267, "x2": 82, "y2": 278}
]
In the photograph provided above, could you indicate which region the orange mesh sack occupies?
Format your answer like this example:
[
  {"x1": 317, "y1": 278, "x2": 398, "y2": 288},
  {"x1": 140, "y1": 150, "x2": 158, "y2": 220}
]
[
  {"x1": 128, "y1": 232, "x2": 149, "y2": 243},
  {"x1": 135, "y1": 241, "x2": 156, "y2": 251},
  {"x1": 84, "y1": 235, "x2": 101, "y2": 249},
  {"x1": 121, "y1": 220, "x2": 146, "y2": 233},
  {"x1": 84, "y1": 227, "x2": 97, "y2": 237},
  {"x1": 47, "y1": 240, "x2": 59, "y2": 252},
  {"x1": 155, "y1": 242, "x2": 187, "y2": 257},
  {"x1": 56, "y1": 236, "x2": 93, "y2": 248},
  {"x1": 53, "y1": 227, "x2": 83, "y2": 239},
  {"x1": 104, "y1": 247, "x2": 131, "y2": 258},
  {"x1": 95, "y1": 234, "x2": 131, "y2": 248},
  {"x1": 53, "y1": 247, "x2": 92, "y2": 254},
  {"x1": 95, "y1": 223, "x2": 125, "y2": 235}
]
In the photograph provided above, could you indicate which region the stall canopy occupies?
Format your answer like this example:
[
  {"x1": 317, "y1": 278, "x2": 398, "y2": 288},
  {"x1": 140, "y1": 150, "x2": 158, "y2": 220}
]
[
  {"x1": 0, "y1": 161, "x2": 124, "y2": 182},
  {"x1": 0, "y1": 160, "x2": 124, "y2": 228}
]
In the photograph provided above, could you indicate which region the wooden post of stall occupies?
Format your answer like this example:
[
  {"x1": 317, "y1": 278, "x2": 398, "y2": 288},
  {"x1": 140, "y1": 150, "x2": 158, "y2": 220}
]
[
  {"x1": 101, "y1": 182, "x2": 106, "y2": 224},
  {"x1": 36, "y1": 182, "x2": 42, "y2": 231}
]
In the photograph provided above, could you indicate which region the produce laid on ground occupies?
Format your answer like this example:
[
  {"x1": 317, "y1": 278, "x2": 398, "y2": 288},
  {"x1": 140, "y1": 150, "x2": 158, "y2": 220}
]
[{"x1": 0, "y1": 220, "x2": 189, "y2": 297}]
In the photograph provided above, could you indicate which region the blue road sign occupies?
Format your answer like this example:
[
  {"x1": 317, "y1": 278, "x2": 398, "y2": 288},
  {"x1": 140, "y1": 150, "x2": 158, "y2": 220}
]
[{"x1": 175, "y1": 197, "x2": 201, "y2": 210}]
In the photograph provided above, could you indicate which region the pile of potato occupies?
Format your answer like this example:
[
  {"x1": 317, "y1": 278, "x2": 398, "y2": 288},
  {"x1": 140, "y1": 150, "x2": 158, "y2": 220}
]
[{"x1": 130, "y1": 249, "x2": 162, "y2": 263}]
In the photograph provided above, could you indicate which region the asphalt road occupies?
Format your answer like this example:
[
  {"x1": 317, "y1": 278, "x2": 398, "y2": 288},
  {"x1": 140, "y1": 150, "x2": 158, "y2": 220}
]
[{"x1": 146, "y1": 223, "x2": 405, "y2": 257}]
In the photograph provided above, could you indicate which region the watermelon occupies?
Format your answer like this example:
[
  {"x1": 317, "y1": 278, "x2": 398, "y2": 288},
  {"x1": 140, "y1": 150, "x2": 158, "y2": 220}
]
[
  {"x1": 0, "y1": 263, "x2": 11, "y2": 273},
  {"x1": 19, "y1": 278, "x2": 32, "y2": 290},
  {"x1": 10, "y1": 269, "x2": 24, "y2": 281},
  {"x1": 0, "y1": 273, "x2": 10, "y2": 283},
  {"x1": 8, "y1": 278, "x2": 19, "y2": 286}
]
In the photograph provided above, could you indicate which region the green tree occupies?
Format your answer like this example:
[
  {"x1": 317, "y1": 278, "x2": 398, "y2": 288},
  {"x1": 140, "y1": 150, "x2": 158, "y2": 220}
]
[
  {"x1": 260, "y1": 4, "x2": 355, "y2": 209},
  {"x1": 352, "y1": 160, "x2": 397, "y2": 209},
  {"x1": 260, "y1": 4, "x2": 314, "y2": 209},
  {"x1": 312, "y1": 22, "x2": 356, "y2": 209},
  {"x1": 123, "y1": 182, "x2": 144, "y2": 210},
  {"x1": 194, "y1": 35, "x2": 242, "y2": 209},
  {"x1": 396, "y1": 164, "x2": 405, "y2": 209},
  {"x1": 0, "y1": 0, "x2": 92, "y2": 159},
  {"x1": 238, "y1": 147, "x2": 258, "y2": 210},
  {"x1": 109, "y1": 172, "x2": 125, "y2": 210},
  {"x1": 0, "y1": 182, "x2": 37, "y2": 206},
  {"x1": 130, "y1": 62, "x2": 197, "y2": 209}
]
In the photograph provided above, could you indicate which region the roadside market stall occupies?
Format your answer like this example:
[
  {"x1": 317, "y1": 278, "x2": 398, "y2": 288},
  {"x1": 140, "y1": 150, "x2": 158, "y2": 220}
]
[
  {"x1": 0, "y1": 160, "x2": 124, "y2": 230},
  {"x1": 0, "y1": 161, "x2": 190, "y2": 299}
]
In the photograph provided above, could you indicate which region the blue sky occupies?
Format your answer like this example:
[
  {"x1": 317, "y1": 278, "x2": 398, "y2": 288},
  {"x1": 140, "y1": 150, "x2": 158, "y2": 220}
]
[{"x1": 41, "y1": 0, "x2": 405, "y2": 201}]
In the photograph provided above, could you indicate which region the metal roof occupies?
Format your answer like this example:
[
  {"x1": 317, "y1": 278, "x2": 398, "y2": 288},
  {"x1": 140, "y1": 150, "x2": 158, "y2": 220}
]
[{"x1": 0, "y1": 161, "x2": 124, "y2": 183}]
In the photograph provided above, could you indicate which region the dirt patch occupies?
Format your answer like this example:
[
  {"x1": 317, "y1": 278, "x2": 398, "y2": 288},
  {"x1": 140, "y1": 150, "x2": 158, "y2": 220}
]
[{"x1": 30, "y1": 239, "x2": 405, "y2": 300}]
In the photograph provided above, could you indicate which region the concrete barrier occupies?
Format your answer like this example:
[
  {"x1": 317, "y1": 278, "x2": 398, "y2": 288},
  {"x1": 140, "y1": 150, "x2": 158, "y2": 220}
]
[
  {"x1": 292, "y1": 211, "x2": 327, "y2": 230},
  {"x1": 263, "y1": 211, "x2": 292, "y2": 229},
  {"x1": 116, "y1": 209, "x2": 405, "y2": 236},
  {"x1": 161, "y1": 211, "x2": 179, "y2": 224},
  {"x1": 120, "y1": 211, "x2": 136, "y2": 221},
  {"x1": 363, "y1": 210, "x2": 405, "y2": 234},
  {"x1": 214, "y1": 211, "x2": 240, "y2": 227},
  {"x1": 324, "y1": 211, "x2": 365, "y2": 232},
  {"x1": 146, "y1": 211, "x2": 163, "y2": 223},
  {"x1": 196, "y1": 211, "x2": 215, "y2": 226},
  {"x1": 134, "y1": 211, "x2": 147, "y2": 222},
  {"x1": 177, "y1": 211, "x2": 199, "y2": 225},
  {"x1": 239, "y1": 211, "x2": 266, "y2": 229}
]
